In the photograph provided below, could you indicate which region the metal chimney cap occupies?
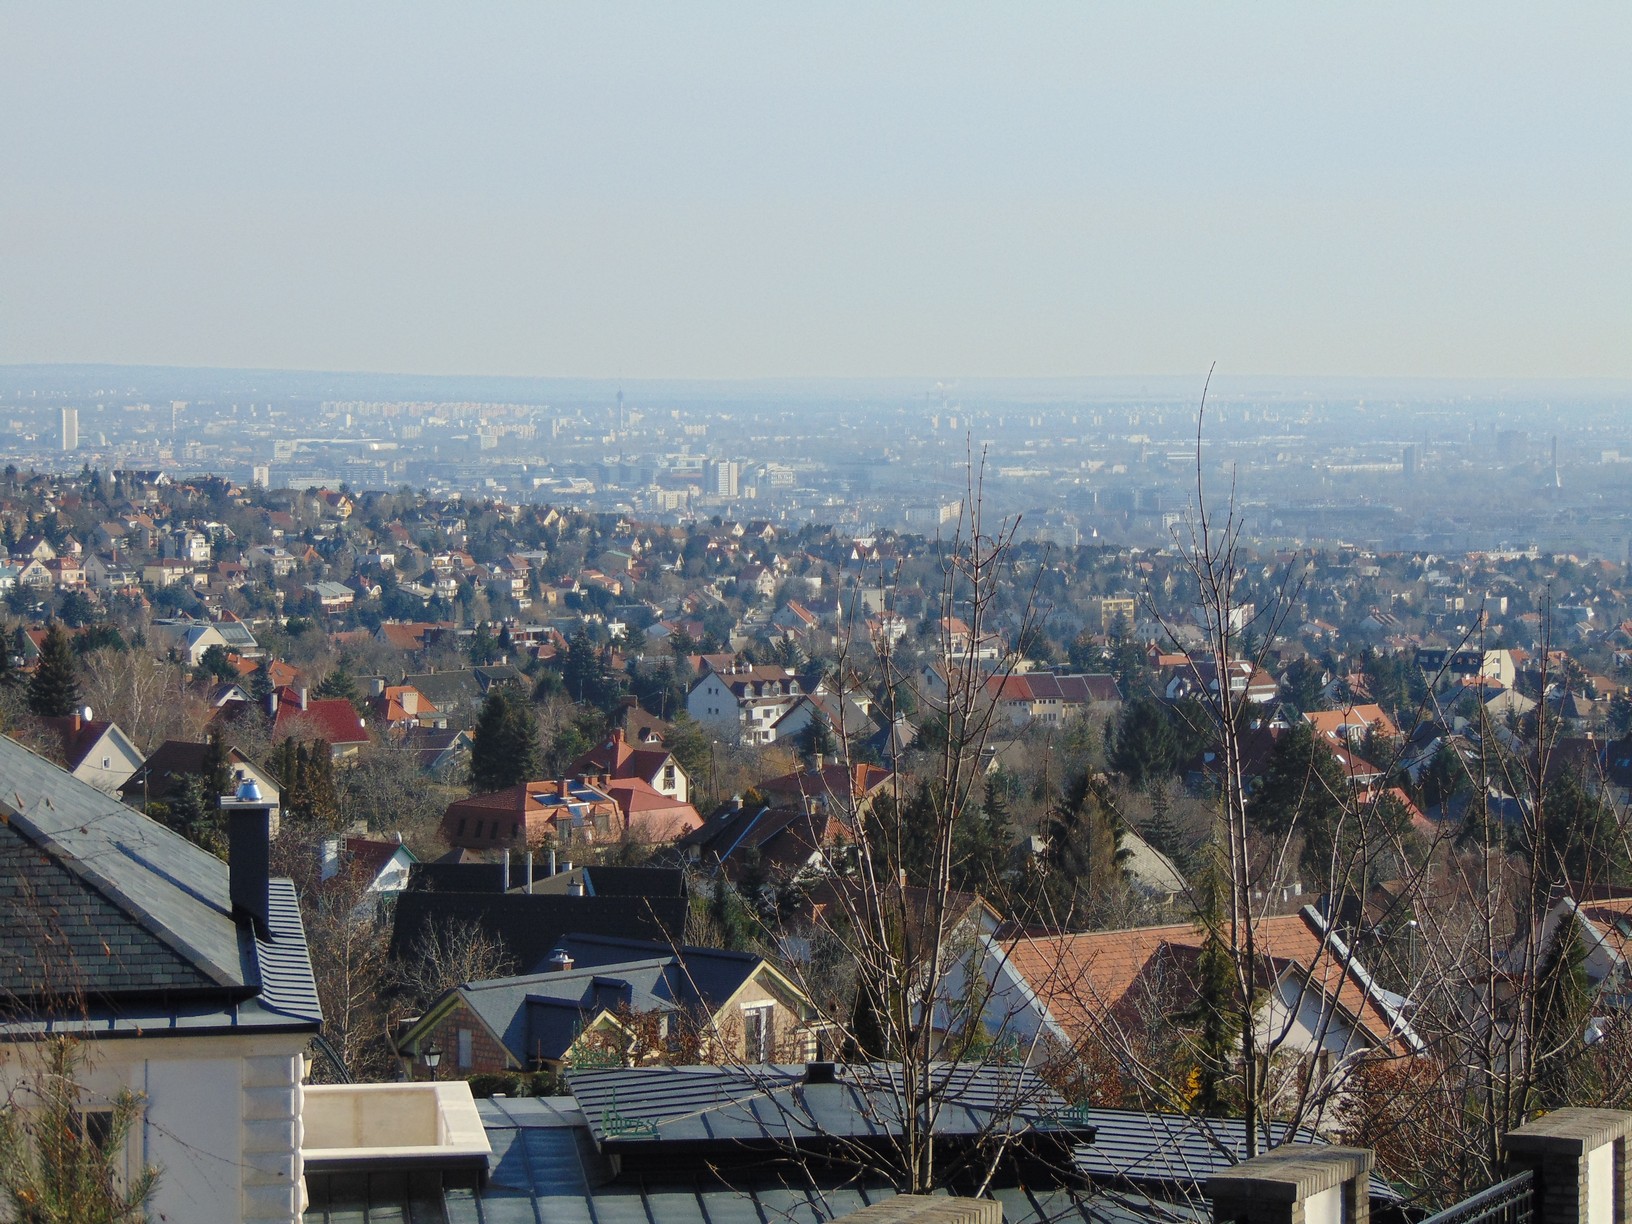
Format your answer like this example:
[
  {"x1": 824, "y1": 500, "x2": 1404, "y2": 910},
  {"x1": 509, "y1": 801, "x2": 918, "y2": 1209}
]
[{"x1": 236, "y1": 778, "x2": 263, "y2": 802}]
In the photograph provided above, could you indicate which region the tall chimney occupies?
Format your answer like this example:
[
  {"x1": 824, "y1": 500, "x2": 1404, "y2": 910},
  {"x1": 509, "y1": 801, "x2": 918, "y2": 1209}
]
[
  {"x1": 547, "y1": 848, "x2": 557, "y2": 878},
  {"x1": 267, "y1": 688, "x2": 278, "y2": 716},
  {"x1": 298, "y1": 687, "x2": 309, "y2": 711},
  {"x1": 525, "y1": 851, "x2": 534, "y2": 893},
  {"x1": 501, "y1": 849, "x2": 511, "y2": 892},
  {"x1": 221, "y1": 779, "x2": 273, "y2": 939}
]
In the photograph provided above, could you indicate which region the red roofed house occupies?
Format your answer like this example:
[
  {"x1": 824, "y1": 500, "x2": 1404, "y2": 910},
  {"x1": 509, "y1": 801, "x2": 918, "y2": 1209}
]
[
  {"x1": 597, "y1": 776, "x2": 704, "y2": 843},
  {"x1": 569, "y1": 728, "x2": 691, "y2": 804},
  {"x1": 269, "y1": 687, "x2": 370, "y2": 758},
  {"x1": 968, "y1": 906, "x2": 1421, "y2": 1111},
  {"x1": 440, "y1": 779, "x2": 625, "y2": 853}
]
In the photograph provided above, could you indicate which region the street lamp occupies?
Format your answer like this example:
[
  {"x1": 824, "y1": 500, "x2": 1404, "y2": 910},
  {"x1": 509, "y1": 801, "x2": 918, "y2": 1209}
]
[{"x1": 422, "y1": 1043, "x2": 442, "y2": 1082}]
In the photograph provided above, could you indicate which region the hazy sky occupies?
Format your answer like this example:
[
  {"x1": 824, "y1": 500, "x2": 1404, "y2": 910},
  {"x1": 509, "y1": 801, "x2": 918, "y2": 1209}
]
[{"x1": 3, "y1": 4, "x2": 1627, "y2": 380}]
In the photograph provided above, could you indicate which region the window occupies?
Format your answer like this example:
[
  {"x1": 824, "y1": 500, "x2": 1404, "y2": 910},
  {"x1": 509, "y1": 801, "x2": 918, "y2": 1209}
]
[
  {"x1": 663, "y1": 764, "x2": 676, "y2": 789},
  {"x1": 743, "y1": 1005, "x2": 772, "y2": 1063},
  {"x1": 70, "y1": 1109, "x2": 115, "y2": 1153},
  {"x1": 457, "y1": 817, "x2": 467, "y2": 837},
  {"x1": 457, "y1": 1028, "x2": 473, "y2": 1069},
  {"x1": 473, "y1": 820, "x2": 484, "y2": 839}
]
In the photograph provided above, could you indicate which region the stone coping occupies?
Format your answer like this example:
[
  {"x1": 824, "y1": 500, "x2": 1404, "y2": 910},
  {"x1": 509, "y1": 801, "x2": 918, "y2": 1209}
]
[
  {"x1": 1208, "y1": 1143, "x2": 1375, "y2": 1204},
  {"x1": 302, "y1": 1081, "x2": 491, "y2": 1172},
  {"x1": 1504, "y1": 1107, "x2": 1632, "y2": 1159},
  {"x1": 832, "y1": 1196, "x2": 1003, "y2": 1224}
]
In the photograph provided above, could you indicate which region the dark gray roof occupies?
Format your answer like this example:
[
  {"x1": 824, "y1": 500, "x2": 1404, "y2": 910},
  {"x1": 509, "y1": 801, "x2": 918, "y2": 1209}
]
[
  {"x1": 414, "y1": 1097, "x2": 1208, "y2": 1224},
  {"x1": 565, "y1": 1063, "x2": 1091, "y2": 1153},
  {"x1": 416, "y1": 937, "x2": 766, "y2": 1066},
  {"x1": 1073, "y1": 1109, "x2": 1396, "y2": 1200},
  {"x1": 402, "y1": 670, "x2": 483, "y2": 708},
  {"x1": 0, "y1": 734, "x2": 321, "y2": 1034},
  {"x1": 387, "y1": 889, "x2": 688, "y2": 971}
]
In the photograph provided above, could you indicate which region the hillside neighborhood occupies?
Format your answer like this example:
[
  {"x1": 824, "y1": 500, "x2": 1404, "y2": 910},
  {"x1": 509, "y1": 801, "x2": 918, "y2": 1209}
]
[{"x1": 4, "y1": 467, "x2": 1632, "y2": 1222}]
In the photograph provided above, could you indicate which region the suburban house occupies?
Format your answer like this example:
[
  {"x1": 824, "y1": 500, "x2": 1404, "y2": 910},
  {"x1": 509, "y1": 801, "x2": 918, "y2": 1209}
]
[
  {"x1": 268, "y1": 686, "x2": 370, "y2": 756},
  {"x1": 318, "y1": 833, "x2": 419, "y2": 908},
  {"x1": 1304, "y1": 703, "x2": 1400, "y2": 746},
  {"x1": 41, "y1": 708, "x2": 144, "y2": 794},
  {"x1": 686, "y1": 662, "x2": 804, "y2": 744},
  {"x1": 964, "y1": 906, "x2": 1421, "y2": 1118},
  {"x1": 1163, "y1": 659, "x2": 1280, "y2": 705},
  {"x1": 0, "y1": 734, "x2": 323, "y2": 1223},
  {"x1": 393, "y1": 934, "x2": 819, "y2": 1078},
  {"x1": 439, "y1": 778, "x2": 626, "y2": 852},
  {"x1": 569, "y1": 726, "x2": 692, "y2": 804},
  {"x1": 149, "y1": 616, "x2": 233, "y2": 665},
  {"x1": 119, "y1": 737, "x2": 283, "y2": 812},
  {"x1": 984, "y1": 671, "x2": 1123, "y2": 727},
  {"x1": 1415, "y1": 646, "x2": 1519, "y2": 692}
]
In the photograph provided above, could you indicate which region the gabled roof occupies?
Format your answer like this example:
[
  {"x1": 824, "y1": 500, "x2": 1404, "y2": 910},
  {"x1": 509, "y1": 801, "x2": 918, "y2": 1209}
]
[
  {"x1": 0, "y1": 734, "x2": 321, "y2": 1033},
  {"x1": 39, "y1": 714, "x2": 130, "y2": 771},
  {"x1": 1000, "y1": 905, "x2": 1416, "y2": 1055},
  {"x1": 387, "y1": 889, "x2": 688, "y2": 972},
  {"x1": 271, "y1": 690, "x2": 369, "y2": 746}
]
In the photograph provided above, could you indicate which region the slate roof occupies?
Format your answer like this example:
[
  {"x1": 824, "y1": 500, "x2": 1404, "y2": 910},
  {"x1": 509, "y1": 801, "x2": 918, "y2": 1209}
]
[
  {"x1": 0, "y1": 734, "x2": 321, "y2": 1033},
  {"x1": 387, "y1": 889, "x2": 688, "y2": 972},
  {"x1": 413, "y1": 937, "x2": 765, "y2": 1066},
  {"x1": 308, "y1": 1096, "x2": 1203, "y2": 1224},
  {"x1": 402, "y1": 670, "x2": 483, "y2": 709},
  {"x1": 565, "y1": 1063, "x2": 1092, "y2": 1153}
]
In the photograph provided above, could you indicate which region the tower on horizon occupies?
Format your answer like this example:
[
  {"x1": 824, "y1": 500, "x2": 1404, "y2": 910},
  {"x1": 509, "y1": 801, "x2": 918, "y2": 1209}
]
[
  {"x1": 60, "y1": 407, "x2": 78, "y2": 452},
  {"x1": 1552, "y1": 434, "x2": 1561, "y2": 489}
]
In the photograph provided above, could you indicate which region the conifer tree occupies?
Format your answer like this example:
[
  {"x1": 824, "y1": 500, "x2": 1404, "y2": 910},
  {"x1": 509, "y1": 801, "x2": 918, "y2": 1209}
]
[
  {"x1": 469, "y1": 687, "x2": 540, "y2": 792},
  {"x1": 1181, "y1": 837, "x2": 1242, "y2": 1116},
  {"x1": 27, "y1": 621, "x2": 81, "y2": 718},
  {"x1": 0, "y1": 1037, "x2": 159, "y2": 1224}
]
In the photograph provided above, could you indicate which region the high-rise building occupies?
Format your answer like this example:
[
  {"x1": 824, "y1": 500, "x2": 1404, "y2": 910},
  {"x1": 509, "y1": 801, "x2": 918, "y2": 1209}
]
[
  {"x1": 60, "y1": 407, "x2": 78, "y2": 452},
  {"x1": 705, "y1": 459, "x2": 739, "y2": 498}
]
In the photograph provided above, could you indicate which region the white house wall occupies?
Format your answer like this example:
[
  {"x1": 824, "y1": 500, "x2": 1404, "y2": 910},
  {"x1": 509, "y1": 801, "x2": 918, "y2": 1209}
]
[{"x1": 0, "y1": 1031, "x2": 309, "y2": 1224}]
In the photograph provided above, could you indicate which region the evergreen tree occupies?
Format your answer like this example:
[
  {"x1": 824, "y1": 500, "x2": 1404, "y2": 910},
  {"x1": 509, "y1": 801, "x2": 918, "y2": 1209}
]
[
  {"x1": 1107, "y1": 696, "x2": 1179, "y2": 789},
  {"x1": 1141, "y1": 782, "x2": 1191, "y2": 876},
  {"x1": 0, "y1": 1037, "x2": 160, "y2": 1224},
  {"x1": 1181, "y1": 838, "x2": 1242, "y2": 1116},
  {"x1": 196, "y1": 643, "x2": 238, "y2": 683},
  {"x1": 469, "y1": 687, "x2": 540, "y2": 792},
  {"x1": 315, "y1": 662, "x2": 360, "y2": 707},
  {"x1": 952, "y1": 779, "x2": 1012, "y2": 894},
  {"x1": 27, "y1": 621, "x2": 81, "y2": 718},
  {"x1": 1531, "y1": 918, "x2": 1597, "y2": 1110},
  {"x1": 1038, "y1": 771, "x2": 1126, "y2": 928},
  {"x1": 1247, "y1": 722, "x2": 1350, "y2": 886},
  {"x1": 0, "y1": 620, "x2": 16, "y2": 689}
]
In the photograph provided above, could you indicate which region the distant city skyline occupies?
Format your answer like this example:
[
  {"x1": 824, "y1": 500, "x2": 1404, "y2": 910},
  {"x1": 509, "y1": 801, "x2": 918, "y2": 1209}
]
[{"x1": 2, "y1": 3, "x2": 1627, "y2": 381}]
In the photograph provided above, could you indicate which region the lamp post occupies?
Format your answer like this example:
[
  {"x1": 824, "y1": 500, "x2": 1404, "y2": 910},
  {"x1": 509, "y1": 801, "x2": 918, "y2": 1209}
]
[
  {"x1": 1405, "y1": 918, "x2": 1419, "y2": 981},
  {"x1": 422, "y1": 1043, "x2": 442, "y2": 1082}
]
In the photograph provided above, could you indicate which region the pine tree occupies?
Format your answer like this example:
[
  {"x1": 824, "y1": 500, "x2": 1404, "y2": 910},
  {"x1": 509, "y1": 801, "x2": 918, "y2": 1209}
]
[
  {"x1": 1039, "y1": 771, "x2": 1126, "y2": 928},
  {"x1": 27, "y1": 621, "x2": 81, "y2": 718},
  {"x1": 1108, "y1": 696, "x2": 1179, "y2": 789},
  {"x1": 470, "y1": 688, "x2": 540, "y2": 792},
  {"x1": 0, "y1": 1037, "x2": 160, "y2": 1223},
  {"x1": 1182, "y1": 838, "x2": 1242, "y2": 1117}
]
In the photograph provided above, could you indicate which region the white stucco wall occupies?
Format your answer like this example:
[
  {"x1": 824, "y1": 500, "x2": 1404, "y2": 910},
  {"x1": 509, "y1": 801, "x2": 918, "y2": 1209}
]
[{"x1": 0, "y1": 1032, "x2": 308, "y2": 1224}]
